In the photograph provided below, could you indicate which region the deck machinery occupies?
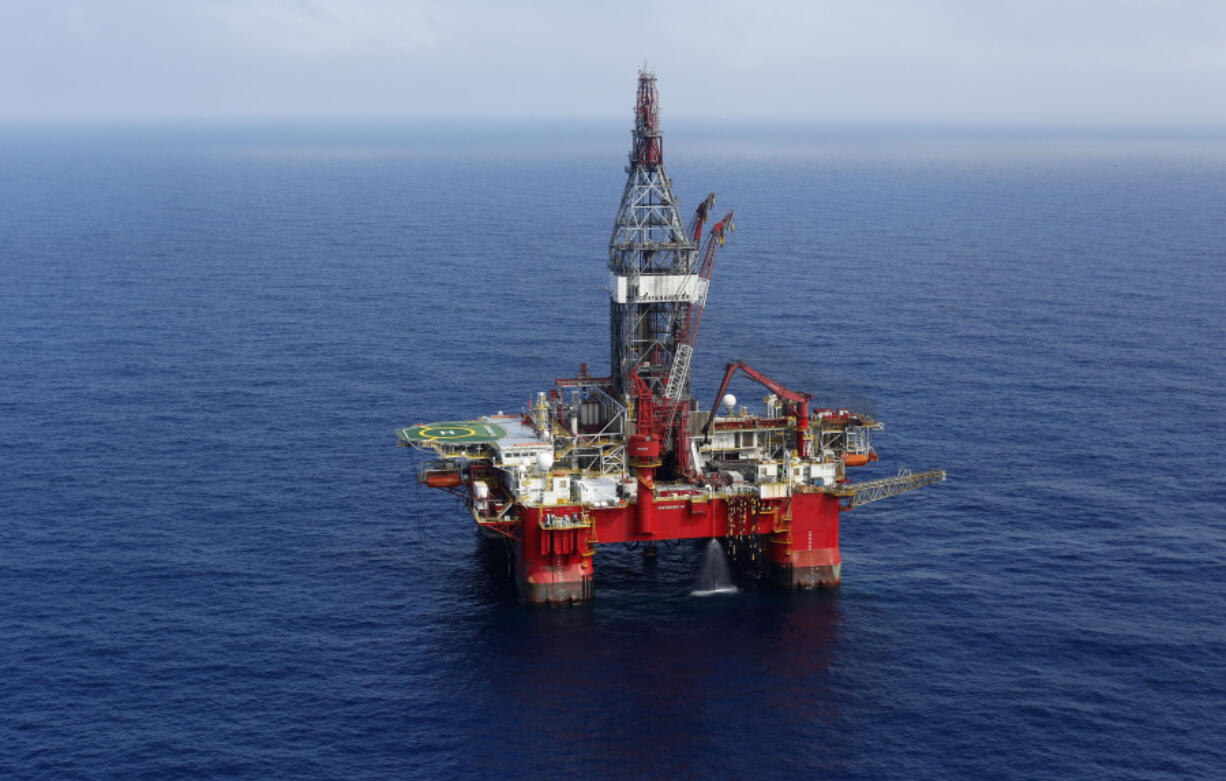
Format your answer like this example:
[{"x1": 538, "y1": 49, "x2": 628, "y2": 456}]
[{"x1": 398, "y1": 70, "x2": 945, "y2": 603}]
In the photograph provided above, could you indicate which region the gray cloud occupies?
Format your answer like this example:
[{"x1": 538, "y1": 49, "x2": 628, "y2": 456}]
[{"x1": 2, "y1": 0, "x2": 1224, "y2": 123}]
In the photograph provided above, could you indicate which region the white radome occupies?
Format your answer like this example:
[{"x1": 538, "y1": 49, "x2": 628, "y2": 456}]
[
  {"x1": 537, "y1": 451, "x2": 555, "y2": 471},
  {"x1": 722, "y1": 394, "x2": 737, "y2": 414}
]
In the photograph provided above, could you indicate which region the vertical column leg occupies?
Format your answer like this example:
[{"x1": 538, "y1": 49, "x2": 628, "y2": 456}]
[
  {"x1": 635, "y1": 466, "x2": 656, "y2": 536},
  {"x1": 517, "y1": 506, "x2": 595, "y2": 604},
  {"x1": 769, "y1": 492, "x2": 842, "y2": 589}
]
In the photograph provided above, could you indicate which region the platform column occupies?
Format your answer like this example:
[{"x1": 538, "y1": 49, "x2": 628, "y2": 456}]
[
  {"x1": 634, "y1": 466, "x2": 656, "y2": 536},
  {"x1": 769, "y1": 492, "x2": 842, "y2": 589},
  {"x1": 627, "y1": 434, "x2": 661, "y2": 537},
  {"x1": 517, "y1": 506, "x2": 595, "y2": 604}
]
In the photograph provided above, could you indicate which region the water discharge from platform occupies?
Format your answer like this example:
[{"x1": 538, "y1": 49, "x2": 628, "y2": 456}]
[{"x1": 691, "y1": 539, "x2": 738, "y2": 597}]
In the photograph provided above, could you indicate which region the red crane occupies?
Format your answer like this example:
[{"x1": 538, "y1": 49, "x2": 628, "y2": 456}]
[
  {"x1": 663, "y1": 209, "x2": 734, "y2": 403},
  {"x1": 645, "y1": 210, "x2": 733, "y2": 480},
  {"x1": 703, "y1": 360, "x2": 814, "y2": 458},
  {"x1": 686, "y1": 192, "x2": 716, "y2": 243}
]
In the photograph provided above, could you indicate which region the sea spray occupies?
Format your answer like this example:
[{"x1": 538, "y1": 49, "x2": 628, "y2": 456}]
[{"x1": 691, "y1": 538, "x2": 738, "y2": 596}]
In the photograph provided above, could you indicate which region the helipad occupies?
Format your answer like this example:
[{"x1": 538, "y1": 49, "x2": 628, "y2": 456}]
[{"x1": 398, "y1": 420, "x2": 508, "y2": 445}]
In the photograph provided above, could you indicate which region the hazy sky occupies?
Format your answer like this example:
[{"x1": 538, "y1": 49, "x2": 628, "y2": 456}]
[{"x1": 3, "y1": 0, "x2": 1225, "y2": 124}]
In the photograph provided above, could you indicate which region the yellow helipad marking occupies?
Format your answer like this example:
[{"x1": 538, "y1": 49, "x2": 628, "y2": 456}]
[{"x1": 417, "y1": 426, "x2": 477, "y2": 440}]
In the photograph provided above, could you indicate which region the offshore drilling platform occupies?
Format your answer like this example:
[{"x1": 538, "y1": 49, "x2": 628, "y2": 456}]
[{"x1": 398, "y1": 70, "x2": 945, "y2": 603}]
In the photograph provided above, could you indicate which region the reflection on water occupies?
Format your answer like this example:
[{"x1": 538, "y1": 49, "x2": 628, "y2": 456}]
[{"x1": 436, "y1": 542, "x2": 846, "y2": 775}]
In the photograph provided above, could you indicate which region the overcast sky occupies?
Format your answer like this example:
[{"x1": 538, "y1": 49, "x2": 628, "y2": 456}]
[{"x1": 3, "y1": 0, "x2": 1225, "y2": 124}]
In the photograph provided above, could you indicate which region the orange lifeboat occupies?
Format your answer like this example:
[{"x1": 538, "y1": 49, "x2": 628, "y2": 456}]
[
  {"x1": 841, "y1": 453, "x2": 877, "y2": 467},
  {"x1": 424, "y1": 470, "x2": 463, "y2": 488}
]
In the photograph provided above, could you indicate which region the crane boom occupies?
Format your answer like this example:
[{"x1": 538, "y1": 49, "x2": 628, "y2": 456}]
[
  {"x1": 703, "y1": 360, "x2": 813, "y2": 439},
  {"x1": 827, "y1": 469, "x2": 947, "y2": 509},
  {"x1": 686, "y1": 192, "x2": 716, "y2": 243},
  {"x1": 701, "y1": 359, "x2": 815, "y2": 457},
  {"x1": 663, "y1": 210, "x2": 734, "y2": 401}
]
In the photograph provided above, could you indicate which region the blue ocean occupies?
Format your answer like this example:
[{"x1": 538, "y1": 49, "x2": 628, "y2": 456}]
[{"x1": 2, "y1": 122, "x2": 1224, "y2": 779}]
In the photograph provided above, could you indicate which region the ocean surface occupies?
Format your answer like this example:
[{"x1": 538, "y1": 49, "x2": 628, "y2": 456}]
[{"x1": 2, "y1": 121, "x2": 1224, "y2": 779}]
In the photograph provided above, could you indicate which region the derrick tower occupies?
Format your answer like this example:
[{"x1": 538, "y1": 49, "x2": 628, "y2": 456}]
[{"x1": 608, "y1": 69, "x2": 699, "y2": 402}]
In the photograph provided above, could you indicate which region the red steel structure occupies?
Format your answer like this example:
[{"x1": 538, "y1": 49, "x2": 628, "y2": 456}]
[{"x1": 398, "y1": 70, "x2": 945, "y2": 603}]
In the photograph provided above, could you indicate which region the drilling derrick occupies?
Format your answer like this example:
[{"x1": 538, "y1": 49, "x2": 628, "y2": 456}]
[
  {"x1": 608, "y1": 70, "x2": 696, "y2": 404},
  {"x1": 396, "y1": 70, "x2": 946, "y2": 605}
]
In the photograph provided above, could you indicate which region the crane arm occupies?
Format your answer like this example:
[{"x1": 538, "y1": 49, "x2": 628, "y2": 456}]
[
  {"x1": 663, "y1": 210, "x2": 735, "y2": 403},
  {"x1": 686, "y1": 192, "x2": 716, "y2": 243},
  {"x1": 628, "y1": 369, "x2": 655, "y2": 432},
  {"x1": 735, "y1": 362, "x2": 812, "y2": 407},
  {"x1": 697, "y1": 211, "x2": 733, "y2": 280},
  {"x1": 702, "y1": 360, "x2": 813, "y2": 440}
]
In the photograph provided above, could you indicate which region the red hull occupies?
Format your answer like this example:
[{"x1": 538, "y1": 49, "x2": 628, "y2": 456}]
[{"x1": 516, "y1": 491, "x2": 841, "y2": 604}]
